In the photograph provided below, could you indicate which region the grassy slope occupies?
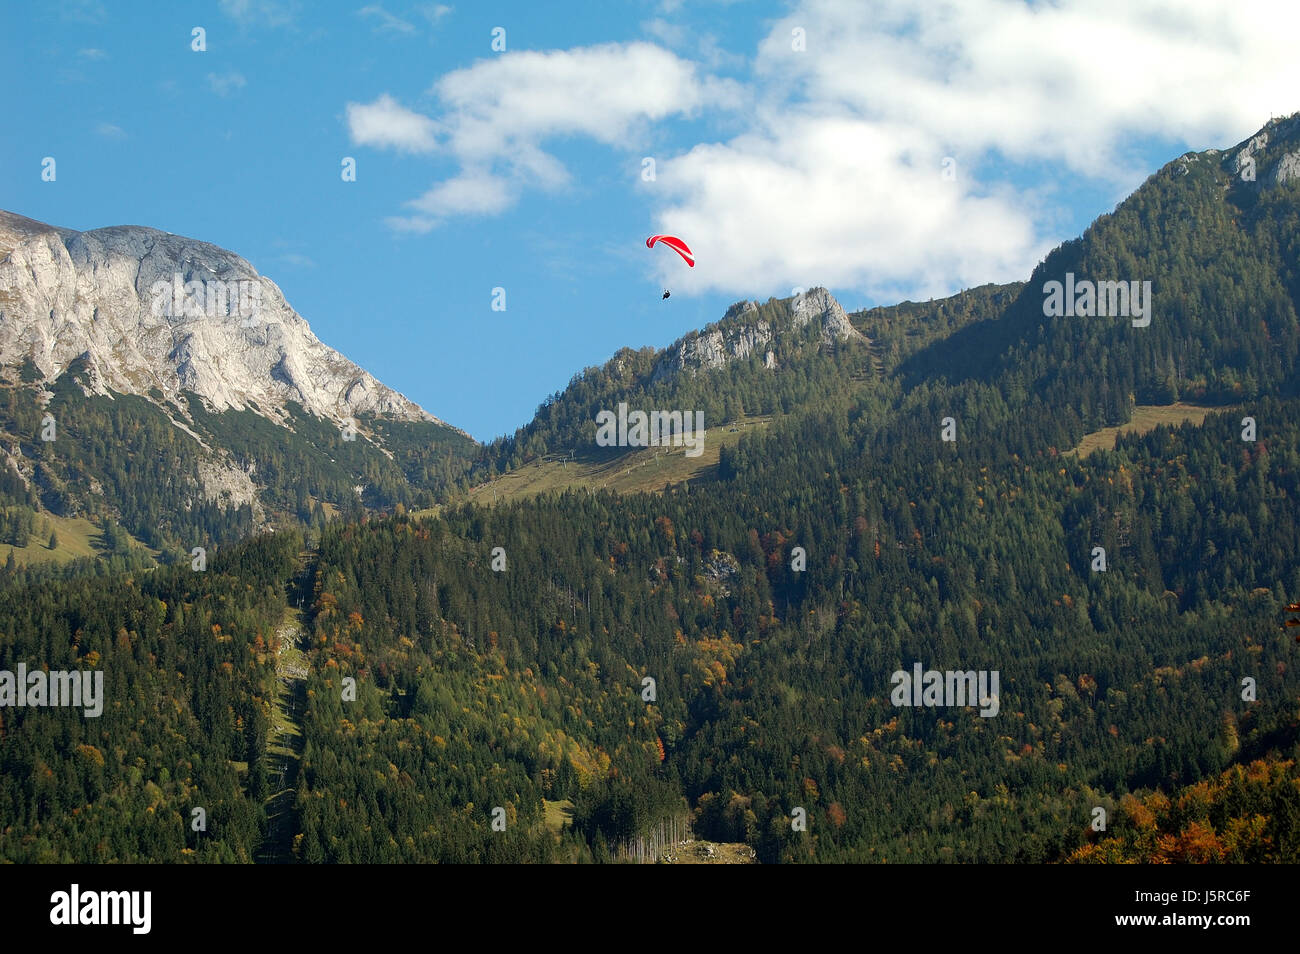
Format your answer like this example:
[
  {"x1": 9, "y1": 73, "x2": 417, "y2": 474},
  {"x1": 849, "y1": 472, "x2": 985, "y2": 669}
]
[
  {"x1": 542, "y1": 799, "x2": 574, "y2": 837},
  {"x1": 0, "y1": 512, "x2": 157, "y2": 566},
  {"x1": 1068, "y1": 403, "x2": 1234, "y2": 457},
  {"x1": 463, "y1": 397, "x2": 1223, "y2": 508},
  {"x1": 454, "y1": 415, "x2": 772, "y2": 509}
]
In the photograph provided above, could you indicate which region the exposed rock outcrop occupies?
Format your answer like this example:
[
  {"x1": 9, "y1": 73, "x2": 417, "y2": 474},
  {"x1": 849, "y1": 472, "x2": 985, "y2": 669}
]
[
  {"x1": 651, "y1": 286, "x2": 859, "y2": 383},
  {"x1": 0, "y1": 209, "x2": 457, "y2": 432}
]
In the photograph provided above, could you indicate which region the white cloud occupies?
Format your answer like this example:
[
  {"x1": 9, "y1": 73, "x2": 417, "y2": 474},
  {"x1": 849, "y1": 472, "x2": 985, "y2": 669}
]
[
  {"x1": 652, "y1": 114, "x2": 1046, "y2": 298},
  {"x1": 757, "y1": 0, "x2": 1300, "y2": 180},
  {"x1": 654, "y1": 0, "x2": 1300, "y2": 297},
  {"x1": 387, "y1": 171, "x2": 513, "y2": 232},
  {"x1": 207, "y1": 71, "x2": 247, "y2": 96},
  {"x1": 418, "y1": 3, "x2": 452, "y2": 26},
  {"x1": 431, "y1": 43, "x2": 739, "y2": 157},
  {"x1": 346, "y1": 93, "x2": 440, "y2": 153},
  {"x1": 349, "y1": 1, "x2": 1300, "y2": 299},
  {"x1": 220, "y1": 0, "x2": 296, "y2": 27},
  {"x1": 641, "y1": 18, "x2": 687, "y2": 47},
  {"x1": 349, "y1": 42, "x2": 740, "y2": 232},
  {"x1": 94, "y1": 121, "x2": 126, "y2": 140},
  {"x1": 641, "y1": 18, "x2": 745, "y2": 71},
  {"x1": 358, "y1": 4, "x2": 415, "y2": 34},
  {"x1": 77, "y1": 48, "x2": 107, "y2": 60},
  {"x1": 59, "y1": 0, "x2": 106, "y2": 23}
]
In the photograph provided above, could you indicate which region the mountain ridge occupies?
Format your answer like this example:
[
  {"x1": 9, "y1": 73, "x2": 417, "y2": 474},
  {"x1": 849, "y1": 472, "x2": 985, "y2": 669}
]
[
  {"x1": 0, "y1": 209, "x2": 469, "y2": 439},
  {"x1": 5, "y1": 114, "x2": 1300, "y2": 866}
]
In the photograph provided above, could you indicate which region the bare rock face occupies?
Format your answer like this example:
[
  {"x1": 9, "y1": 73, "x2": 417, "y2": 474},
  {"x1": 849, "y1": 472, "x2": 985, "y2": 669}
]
[
  {"x1": 1229, "y1": 114, "x2": 1300, "y2": 191},
  {"x1": 1270, "y1": 151, "x2": 1300, "y2": 187},
  {"x1": 196, "y1": 455, "x2": 267, "y2": 525},
  {"x1": 0, "y1": 209, "x2": 452, "y2": 430},
  {"x1": 657, "y1": 320, "x2": 775, "y2": 377},
  {"x1": 1234, "y1": 132, "x2": 1268, "y2": 176},
  {"x1": 790, "y1": 286, "x2": 862, "y2": 343},
  {"x1": 651, "y1": 286, "x2": 859, "y2": 383}
]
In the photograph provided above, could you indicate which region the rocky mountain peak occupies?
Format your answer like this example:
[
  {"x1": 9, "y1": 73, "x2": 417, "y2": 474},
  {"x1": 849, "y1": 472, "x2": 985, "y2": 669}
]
[
  {"x1": 1226, "y1": 112, "x2": 1300, "y2": 189},
  {"x1": 0, "y1": 209, "x2": 456, "y2": 432},
  {"x1": 790, "y1": 286, "x2": 859, "y2": 340},
  {"x1": 651, "y1": 286, "x2": 860, "y2": 382}
]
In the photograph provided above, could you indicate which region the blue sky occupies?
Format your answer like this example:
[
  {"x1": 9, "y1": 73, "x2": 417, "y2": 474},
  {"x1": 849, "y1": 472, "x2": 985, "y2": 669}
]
[{"x1": 3, "y1": 0, "x2": 1297, "y2": 441}]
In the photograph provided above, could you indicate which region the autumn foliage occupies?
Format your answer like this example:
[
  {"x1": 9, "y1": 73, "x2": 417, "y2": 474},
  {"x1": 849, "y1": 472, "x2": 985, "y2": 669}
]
[{"x1": 1067, "y1": 757, "x2": 1300, "y2": 863}]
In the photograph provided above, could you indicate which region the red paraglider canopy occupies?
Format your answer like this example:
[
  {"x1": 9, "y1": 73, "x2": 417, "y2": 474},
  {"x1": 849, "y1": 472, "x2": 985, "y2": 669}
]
[{"x1": 647, "y1": 234, "x2": 694, "y2": 267}]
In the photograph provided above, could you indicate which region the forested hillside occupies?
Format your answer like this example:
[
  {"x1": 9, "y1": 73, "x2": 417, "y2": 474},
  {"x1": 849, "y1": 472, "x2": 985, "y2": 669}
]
[
  {"x1": 281, "y1": 386, "x2": 1300, "y2": 862},
  {"x1": 6, "y1": 386, "x2": 1298, "y2": 862},
  {"x1": 472, "y1": 295, "x2": 875, "y2": 479},
  {"x1": 903, "y1": 116, "x2": 1300, "y2": 426},
  {"x1": 0, "y1": 357, "x2": 477, "y2": 561},
  {"x1": 0, "y1": 532, "x2": 298, "y2": 861},
  {"x1": 1067, "y1": 756, "x2": 1300, "y2": 863},
  {"x1": 3, "y1": 116, "x2": 1300, "y2": 863}
]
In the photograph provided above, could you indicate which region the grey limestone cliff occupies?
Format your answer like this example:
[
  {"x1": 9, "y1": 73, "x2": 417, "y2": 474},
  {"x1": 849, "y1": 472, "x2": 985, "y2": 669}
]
[{"x1": 0, "y1": 209, "x2": 453, "y2": 431}]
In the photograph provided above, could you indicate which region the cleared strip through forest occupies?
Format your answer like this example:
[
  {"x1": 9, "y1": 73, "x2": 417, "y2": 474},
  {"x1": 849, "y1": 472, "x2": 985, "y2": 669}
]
[{"x1": 255, "y1": 550, "x2": 313, "y2": 863}]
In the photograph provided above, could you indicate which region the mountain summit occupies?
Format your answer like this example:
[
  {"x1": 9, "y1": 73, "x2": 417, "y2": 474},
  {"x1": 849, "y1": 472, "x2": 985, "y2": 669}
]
[
  {"x1": 0, "y1": 210, "x2": 476, "y2": 549},
  {"x1": 652, "y1": 286, "x2": 862, "y2": 381},
  {"x1": 0, "y1": 209, "x2": 446, "y2": 430}
]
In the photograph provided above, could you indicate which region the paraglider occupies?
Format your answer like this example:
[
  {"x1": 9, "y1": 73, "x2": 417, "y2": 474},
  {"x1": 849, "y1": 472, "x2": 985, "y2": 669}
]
[
  {"x1": 648, "y1": 234, "x2": 693, "y2": 299},
  {"x1": 647, "y1": 234, "x2": 694, "y2": 267}
]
